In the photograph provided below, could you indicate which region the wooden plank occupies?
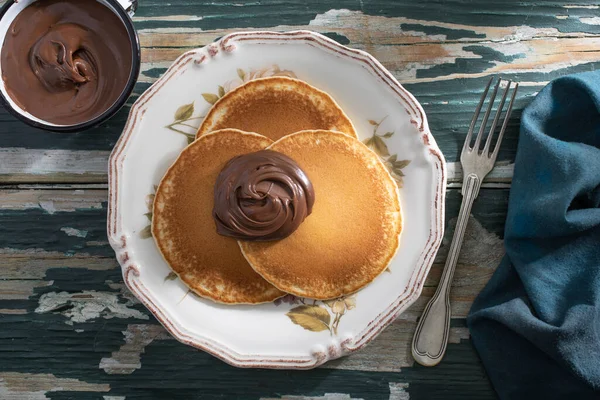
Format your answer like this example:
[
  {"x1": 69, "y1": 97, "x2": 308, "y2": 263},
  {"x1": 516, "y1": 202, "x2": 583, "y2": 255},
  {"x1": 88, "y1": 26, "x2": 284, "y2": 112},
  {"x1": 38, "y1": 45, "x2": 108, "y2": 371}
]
[
  {"x1": 0, "y1": 189, "x2": 105, "y2": 212},
  {"x1": 260, "y1": 394, "x2": 362, "y2": 400},
  {"x1": 0, "y1": 372, "x2": 109, "y2": 398},
  {"x1": 1, "y1": 253, "x2": 115, "y2": 280},
  {"x1": 0, "y1": 149, "x2": 514, "y2": 184},
  {"x1": 0, "y1": 318, "x2": 491, "y2": 399},
  {"x1": 0, "y1": 149, "x2": 109, "y2": 184},
  {"x1": 127, "y1": 0, "x2": 600, "y2": 33},
  {"x1": 0, "y1": 322, "x2": 491, "y2": 399},
  {"x1": 133, "y1": 15, "x2": 600, "y2": 83},
  {"x1": 0, "y1": 280, "x2": 53, "y2": 300}
]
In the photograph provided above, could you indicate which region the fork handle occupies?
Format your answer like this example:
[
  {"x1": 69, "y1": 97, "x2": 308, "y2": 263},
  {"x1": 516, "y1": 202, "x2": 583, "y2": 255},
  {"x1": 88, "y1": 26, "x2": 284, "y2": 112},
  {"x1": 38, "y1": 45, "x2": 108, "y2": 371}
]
[{"x1": 411, "y1": 173, "x2": 480, "y2": 366}]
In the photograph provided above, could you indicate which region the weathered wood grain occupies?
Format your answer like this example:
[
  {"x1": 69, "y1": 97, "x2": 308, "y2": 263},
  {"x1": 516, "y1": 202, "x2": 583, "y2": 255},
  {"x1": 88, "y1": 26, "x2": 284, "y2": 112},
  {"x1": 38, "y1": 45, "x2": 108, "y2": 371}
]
[
  {"x1": 5, "y1": 0, "x2": 590, "y2": 398},
  {"x1": 2, "y1": 253, "x2": 114, "y2": 280},
  {"x1": 0, "y1": 149, "x2": 514, "y2": 184},
  {"x1": 127, "y1": 0, "x2": 600, "y2": 32},
  {"x1": 260, "y1": 395, "x2": 361, "y2": 400},
  {"x1": 0, "y1": 372, "x2": 109, "y2": 399},
  {"x1": 0, "y1": 149, "x2": 109, "y2": 183},
  {"x1": 0, "y1": 279, "x2": 53, "y2": 300},
  {"x1": 0, "y1": 186, "x2": 506, "y2": 398},
  {"x1": 134, "y1": 11, "x2": 600, "y2": 84},
  {"x1": 2, "y1": 0, "x2": 600, "y2": 184}
]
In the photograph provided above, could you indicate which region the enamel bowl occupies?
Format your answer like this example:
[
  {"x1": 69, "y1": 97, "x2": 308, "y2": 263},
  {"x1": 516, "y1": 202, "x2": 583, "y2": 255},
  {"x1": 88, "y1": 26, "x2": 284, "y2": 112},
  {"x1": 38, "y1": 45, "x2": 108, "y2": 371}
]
[{"x1": 0, "y1": 0, "x2": 140, "y2": 132}]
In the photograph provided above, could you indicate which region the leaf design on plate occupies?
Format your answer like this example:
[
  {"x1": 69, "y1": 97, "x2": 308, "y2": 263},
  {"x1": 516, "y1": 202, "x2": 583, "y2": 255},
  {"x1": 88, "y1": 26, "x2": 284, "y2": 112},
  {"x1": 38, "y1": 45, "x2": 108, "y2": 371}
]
[
  {"x1": 144, "y1": 212, "x2": 153, "y2": 221},
  {"x1": 202, "y1": 93, "x2": 219, "y2": 105},
  {"x1": 237, "y1": 68, "x2": 246, "y2": 80},
  {"x1": 393, "y1": 168, "x2": 405, "y2": 177},
  {"x1": 174, "y1": 102, "x2": 194, "y2": 121},
  {"x1": 218, "y1": 85, "x2": 225, "y2": 97},
  {"x1": 139, "y1": 225, "x2": 152, "y2": 239},
  {"x1": 373, "y1": 135, "x2": 390, "y2": 157},
  {"x1": 394, "y1": 160, "x2": 411, "y2": 169},
  {"x1": 286, "y1": 305, "x2": 331, "y2": 332},
  {"x1": 365, "y1": 116, "x2": 409, "y2": 188},
  {"x1": 164, "y1": 271, "x2": 178, "y2": 282},
  {"x1": 385, "y1": 267, "x2": 392, "y2": 273}
]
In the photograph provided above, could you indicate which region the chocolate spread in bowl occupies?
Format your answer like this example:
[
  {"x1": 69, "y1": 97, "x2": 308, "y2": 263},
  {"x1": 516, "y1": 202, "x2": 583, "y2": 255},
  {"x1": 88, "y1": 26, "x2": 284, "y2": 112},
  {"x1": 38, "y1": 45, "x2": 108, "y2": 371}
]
[{"x1": 0, "y1": 0, "x2": 133, "y2": 125}]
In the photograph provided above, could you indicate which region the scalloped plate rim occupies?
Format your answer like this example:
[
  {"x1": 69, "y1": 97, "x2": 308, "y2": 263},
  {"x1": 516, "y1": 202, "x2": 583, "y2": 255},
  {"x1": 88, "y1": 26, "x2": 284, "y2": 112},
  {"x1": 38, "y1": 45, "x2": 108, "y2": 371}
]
[{"x1": 107, "y1": 30, "x2": 446, "y2": 369}]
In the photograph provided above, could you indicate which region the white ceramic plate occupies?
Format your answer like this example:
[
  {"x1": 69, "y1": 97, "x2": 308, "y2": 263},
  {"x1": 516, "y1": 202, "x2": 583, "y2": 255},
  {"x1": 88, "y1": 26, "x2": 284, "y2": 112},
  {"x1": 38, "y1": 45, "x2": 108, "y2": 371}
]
[{"x1": 108, "y1": 30, "x2": 446, "y2": 369}]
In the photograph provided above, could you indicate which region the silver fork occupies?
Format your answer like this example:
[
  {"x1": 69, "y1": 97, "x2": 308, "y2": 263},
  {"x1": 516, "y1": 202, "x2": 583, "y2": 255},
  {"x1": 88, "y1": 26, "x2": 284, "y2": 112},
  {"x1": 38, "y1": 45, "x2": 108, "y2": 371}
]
[{"x1": 411, "y1": 78, "x2": 518, "y2": 367}]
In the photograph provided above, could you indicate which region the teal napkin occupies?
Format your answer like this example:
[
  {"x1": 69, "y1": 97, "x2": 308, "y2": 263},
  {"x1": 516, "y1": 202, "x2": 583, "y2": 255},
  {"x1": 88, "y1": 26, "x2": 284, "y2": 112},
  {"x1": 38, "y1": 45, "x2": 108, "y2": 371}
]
[{"x1": 467, "y1": 71, "x2": 600, "y2": 399}]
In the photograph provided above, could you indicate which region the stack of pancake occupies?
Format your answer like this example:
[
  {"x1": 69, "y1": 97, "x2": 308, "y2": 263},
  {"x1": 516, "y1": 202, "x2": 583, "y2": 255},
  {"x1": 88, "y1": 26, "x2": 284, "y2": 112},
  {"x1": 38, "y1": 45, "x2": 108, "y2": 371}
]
[{"x1": 152, "y1": 76, "x2": 402, "y2": 304}]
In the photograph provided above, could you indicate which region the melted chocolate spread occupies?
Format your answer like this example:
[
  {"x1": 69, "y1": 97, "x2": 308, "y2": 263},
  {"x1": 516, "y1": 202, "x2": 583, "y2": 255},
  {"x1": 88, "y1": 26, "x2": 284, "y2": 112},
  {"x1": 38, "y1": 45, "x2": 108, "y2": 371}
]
[
  {"x1": 1, "y1": 0, "x2": 132, "y2": 125},
  {"x1": 213, "y1": 150, "x2": 315, "y2": 241}
]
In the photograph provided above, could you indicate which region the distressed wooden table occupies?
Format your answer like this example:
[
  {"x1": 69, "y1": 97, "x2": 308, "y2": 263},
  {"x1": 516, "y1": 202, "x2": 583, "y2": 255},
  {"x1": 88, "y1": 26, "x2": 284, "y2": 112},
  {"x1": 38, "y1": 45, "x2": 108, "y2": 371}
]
[{"x1": 1, "y1": 1, "x2": 599, "y2": 398}]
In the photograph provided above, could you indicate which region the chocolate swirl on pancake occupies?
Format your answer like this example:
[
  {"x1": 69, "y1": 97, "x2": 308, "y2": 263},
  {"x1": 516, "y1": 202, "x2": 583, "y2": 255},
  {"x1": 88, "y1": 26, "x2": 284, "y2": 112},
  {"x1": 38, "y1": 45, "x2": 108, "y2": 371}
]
[{"x1": 213, "y1": 150, "x2": 315, "y2": 241}]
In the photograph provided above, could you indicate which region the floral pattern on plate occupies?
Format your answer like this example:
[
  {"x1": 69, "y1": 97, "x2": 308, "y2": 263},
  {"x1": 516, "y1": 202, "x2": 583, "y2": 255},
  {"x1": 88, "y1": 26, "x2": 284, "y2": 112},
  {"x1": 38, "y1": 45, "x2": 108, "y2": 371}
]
[
  {"x1": 164, "y1": 65, "x2": 296, "y2": 144},
  {"x1": 276, "y1": 295, "x2": 356, "y2": 336},
  {"x1": 363, "y1": 116, "x2": 411, "y2": 188}
]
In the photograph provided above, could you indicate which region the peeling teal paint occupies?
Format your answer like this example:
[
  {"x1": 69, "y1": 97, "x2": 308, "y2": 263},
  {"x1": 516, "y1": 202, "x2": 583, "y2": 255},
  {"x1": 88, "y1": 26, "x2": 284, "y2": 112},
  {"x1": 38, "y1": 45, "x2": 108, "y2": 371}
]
[
  {"x1": 143, "y1": 68, "x2": 168, "y2": 79},
  {"x1": 417, "y1": 46, "x2": 526, "y2": 79},
  {"x1": 400, "y1": 24, "x2": 486, "y2": 40},
  {"x1": 321, "y1": 32, "x2": 351, "y2": 45}
]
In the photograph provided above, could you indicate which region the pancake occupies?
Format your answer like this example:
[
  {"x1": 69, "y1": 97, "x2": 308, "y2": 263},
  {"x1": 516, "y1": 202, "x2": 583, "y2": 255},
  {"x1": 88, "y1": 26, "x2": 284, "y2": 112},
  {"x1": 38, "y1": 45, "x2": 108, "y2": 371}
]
[
  {"x1": 239, "y1": 130, "x2": 402, "y2": 299},
  {"x1": 152, "y1": 129, "x2": 285, "y2": 304},
  {"x1": 196, "y1": 77, "x2": 357, "y2": 141}
]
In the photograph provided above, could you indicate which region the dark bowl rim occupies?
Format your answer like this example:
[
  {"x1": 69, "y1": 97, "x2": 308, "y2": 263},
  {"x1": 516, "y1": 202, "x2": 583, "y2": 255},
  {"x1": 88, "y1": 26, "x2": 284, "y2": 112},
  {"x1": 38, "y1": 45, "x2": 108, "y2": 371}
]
[{"x1": 0, "y1": 0, "x2": 141, "y2": 132}]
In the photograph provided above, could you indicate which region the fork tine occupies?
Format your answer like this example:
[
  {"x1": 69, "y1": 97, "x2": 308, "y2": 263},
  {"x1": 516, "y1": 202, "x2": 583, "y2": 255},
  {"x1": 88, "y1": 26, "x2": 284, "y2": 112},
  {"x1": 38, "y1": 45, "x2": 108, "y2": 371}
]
[
  {"x1": 463, "y1": 77, "x2": 493, "y2": 153},
  {"x1": 483, "y1": 80, "x2": 511, "y2": 155},
  {"x1": 473, "y1": 78, "x2": 500, "y2": 152},
  {"x1": 491, "y1": 83, "x2": 519, "y2": 160}
]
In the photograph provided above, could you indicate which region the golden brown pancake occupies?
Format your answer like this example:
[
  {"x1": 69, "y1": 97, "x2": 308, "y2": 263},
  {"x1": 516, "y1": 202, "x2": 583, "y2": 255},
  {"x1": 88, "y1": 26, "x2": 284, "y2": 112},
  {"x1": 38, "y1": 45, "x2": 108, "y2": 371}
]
[
  {"x1": 196, "y1": 77, "x2": 357, "y2": 141},
  {"x1": 239, "y1": 130, "x2": 402, "y2": 299},
  {"x1": 152, "y1": 129, "x2": 285, "y2": 304}
]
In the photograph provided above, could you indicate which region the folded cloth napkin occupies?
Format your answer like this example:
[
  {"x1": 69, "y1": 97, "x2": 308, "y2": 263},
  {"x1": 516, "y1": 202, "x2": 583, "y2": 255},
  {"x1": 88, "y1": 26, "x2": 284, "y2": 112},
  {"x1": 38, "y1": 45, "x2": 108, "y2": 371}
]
[{"x1": 467, "y1": 71, "x2": 600, "y2": 399}]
